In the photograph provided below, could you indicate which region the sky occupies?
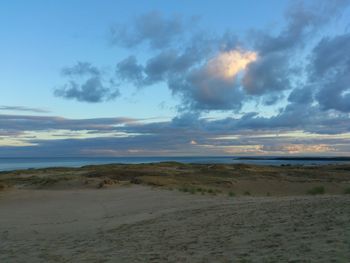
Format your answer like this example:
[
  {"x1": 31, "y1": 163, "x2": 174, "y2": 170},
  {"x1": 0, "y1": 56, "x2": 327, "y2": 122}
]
[{"x1": 1, "y1": 0, "x2": 350, "y2": 157}]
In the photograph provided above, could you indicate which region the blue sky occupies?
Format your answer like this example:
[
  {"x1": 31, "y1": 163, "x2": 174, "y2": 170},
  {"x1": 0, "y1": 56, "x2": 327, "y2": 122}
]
[
  {"x1": 1, "y1": 0, "x2": 350, "y2": 157},
  {"x1": 0, "y1": 0, "x2": 288, "y2": 118}
]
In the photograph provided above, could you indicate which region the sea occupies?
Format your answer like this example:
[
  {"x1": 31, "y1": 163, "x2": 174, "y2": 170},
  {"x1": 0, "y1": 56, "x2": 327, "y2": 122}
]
[{"x1": 1, "y1": 156, "x2": 350, "y2": 171}]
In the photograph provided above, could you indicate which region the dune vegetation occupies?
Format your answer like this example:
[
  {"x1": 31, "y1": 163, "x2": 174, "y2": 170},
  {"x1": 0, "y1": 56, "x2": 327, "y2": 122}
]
[{"x1": 1, "y1": 162, "x2": 350, "y2": 196}]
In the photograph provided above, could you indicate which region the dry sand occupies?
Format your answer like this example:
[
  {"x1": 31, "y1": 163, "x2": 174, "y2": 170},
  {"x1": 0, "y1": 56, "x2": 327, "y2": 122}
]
[{"x1": 1, "y1": 185, "x2": 349, "y2": 262}]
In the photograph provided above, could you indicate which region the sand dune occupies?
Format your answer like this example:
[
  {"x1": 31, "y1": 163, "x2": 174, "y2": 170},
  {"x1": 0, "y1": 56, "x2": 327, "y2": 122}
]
[{"x1": 1, "y1": 185, "x2": 349, "y2": 262}]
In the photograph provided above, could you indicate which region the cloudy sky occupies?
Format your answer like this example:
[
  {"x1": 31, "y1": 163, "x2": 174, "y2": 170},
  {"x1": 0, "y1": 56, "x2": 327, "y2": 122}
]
[{"x1": 1, "y1": 0, "x2": 350, "y2": 157}]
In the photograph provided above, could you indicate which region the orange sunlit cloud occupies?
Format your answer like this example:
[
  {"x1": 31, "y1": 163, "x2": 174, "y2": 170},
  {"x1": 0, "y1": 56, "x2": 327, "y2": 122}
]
[{"x1": 206, "y1": 49, "x2": 258, "y2": 80}]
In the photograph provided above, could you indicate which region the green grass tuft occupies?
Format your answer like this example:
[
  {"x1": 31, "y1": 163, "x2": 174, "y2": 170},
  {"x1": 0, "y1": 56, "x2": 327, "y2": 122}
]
[
  {"x1": 307, "y1": 186, "x2": 325, "y2": 195},
  {"x1": 343, "y1": 187, "x2": 350, "y2": 194},
  {"x1": 228, "y1": 191, "x2": 235, "y2": 197},
  {"x1": 189, "y1": 188, "x2": 196, "y2": 194},
  {"x1": 178, "y1": 187, "x2": 188, "y2": 192}
]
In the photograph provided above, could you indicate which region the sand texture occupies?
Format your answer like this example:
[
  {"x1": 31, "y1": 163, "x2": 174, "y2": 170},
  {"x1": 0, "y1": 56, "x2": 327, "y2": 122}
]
[{"x1": 1, "y1": 185, "x2": 350, "y2": 262}]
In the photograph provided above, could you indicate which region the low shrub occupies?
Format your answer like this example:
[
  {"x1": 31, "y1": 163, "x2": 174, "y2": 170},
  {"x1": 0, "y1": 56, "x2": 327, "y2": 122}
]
[
  {"x1": 0, "y1": 182, "x2": 7, "y2": 190},
  {"x1": 228, "y1": 191, "x2": 235, "y2": 197},
  {"x1": 343, "y1": 187, "x2": 350, "y2": 194},
  {"x1": 307, "y1": 186, "x2": 325, "y2": 195}
]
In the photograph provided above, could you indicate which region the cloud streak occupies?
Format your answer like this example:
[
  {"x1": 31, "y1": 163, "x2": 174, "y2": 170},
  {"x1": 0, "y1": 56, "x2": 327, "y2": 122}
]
[
  {"x1": 0, "y1": 106, "x2": 50, "y2": 113},
  {"x1": 1, "y1": 111, "x2": 350, "y2": 157}
]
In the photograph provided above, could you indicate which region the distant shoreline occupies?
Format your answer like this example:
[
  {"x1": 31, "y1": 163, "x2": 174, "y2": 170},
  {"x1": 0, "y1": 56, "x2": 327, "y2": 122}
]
[
  {"x1": 235, "y1": 156, "x2": 350, "y2": 161},
  {"x1": 1, "y1": 156, "x2": 350, "y2": 172},
  {"x1": 1, "y1": 156, "x2": 349, "y2": 161}
]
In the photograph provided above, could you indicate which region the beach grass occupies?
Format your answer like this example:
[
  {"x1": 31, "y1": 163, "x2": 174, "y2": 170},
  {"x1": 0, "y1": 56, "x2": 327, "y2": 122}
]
[
  {"x1": 307, "y1": 186, "x2": 325, "y2": 195},
  {"x1": 343, "y1": 187, "x2": 350, "y2": 194},
  {"x1": 1, "y1": 162, "x2": 350, "y2": 196}
]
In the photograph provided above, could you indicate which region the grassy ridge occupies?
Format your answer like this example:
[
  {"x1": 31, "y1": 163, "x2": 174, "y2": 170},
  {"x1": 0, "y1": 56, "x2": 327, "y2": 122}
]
[{"x1": 1, "y1": 162, "x2": 350, "y2": 196}]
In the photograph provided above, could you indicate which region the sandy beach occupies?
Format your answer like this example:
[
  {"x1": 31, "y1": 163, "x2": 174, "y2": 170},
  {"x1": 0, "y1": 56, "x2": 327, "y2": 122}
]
[{"x1": 1, "y1": 183, "x2": 350, "y2": 262}]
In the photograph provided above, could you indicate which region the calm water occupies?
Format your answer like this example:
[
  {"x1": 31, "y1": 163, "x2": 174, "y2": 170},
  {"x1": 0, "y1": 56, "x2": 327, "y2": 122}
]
[{"x1": 1, "y1": 157, "x2": 350, "y2": 171}]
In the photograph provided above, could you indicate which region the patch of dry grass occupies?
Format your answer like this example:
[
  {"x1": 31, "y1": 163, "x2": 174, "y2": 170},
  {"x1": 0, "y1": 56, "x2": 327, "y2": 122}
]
[
  {"x1": 1, "y1": 162, "x2": 350, "y2": 195},
  {"x1": 0, "y1": 182, "x2": 7, "y2": 191}
]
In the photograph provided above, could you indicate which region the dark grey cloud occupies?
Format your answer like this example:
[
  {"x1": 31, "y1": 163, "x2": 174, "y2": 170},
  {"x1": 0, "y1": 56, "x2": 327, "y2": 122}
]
[
  {"x1": 170, "y1": 67, "x2": 244, "y2": 111},
  {"x1": 316, "y1": 75, "x2": 350, "y2": 112},
  {"x1": 116, "y1": 50, "x2": 190, "y2": 86},
  {"x1": 307, "y1": 33, "x2": 350, "y2": 112},
  {"x1": 55, "y1": 78, "x2": 119, "y2": 103},
  {"x1": 310, "y1": 33, "x2": 350, "y2": 77},
  {"x1": 116, "y1": 56, "x2": 144, "y2": 86},
  {"x1": 241, "y1": 0, "x2": 350, "y2": 98},
  {"x1": 55, "y1": 62, "x2": 120, "y2": 103},
  {"x1": 117, "y1": 31, "x2": 218, "y2": 84},
  {"x1": 254, "y1": 0, "x2": 349, "y2": 54},
  {"x1": 110, "y1": 11, "x2": 186, "y2": 49},
  {"x1": 288, "y1": 86, "x2": 313, "y2": 105},
  {"x1": 310, "y1": 33, "x2": 350, "y2": 112},
  {"x1": 242, "y1": 53, "x2": 291, "y2": 95},
  {"x1": 144, "y1": 49, "x2": 190, "y2": 83}
]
